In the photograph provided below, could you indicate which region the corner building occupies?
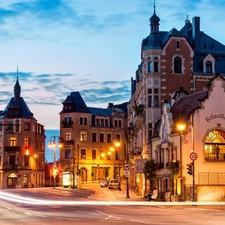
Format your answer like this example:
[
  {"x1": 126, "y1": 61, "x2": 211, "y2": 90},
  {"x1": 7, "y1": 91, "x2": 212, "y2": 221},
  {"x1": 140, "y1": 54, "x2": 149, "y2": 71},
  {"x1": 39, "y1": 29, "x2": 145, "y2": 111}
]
[
  {"x1": 128, "y1": 5, "x2": 225, "y2": 199},
  {"x1": 0, "y1": 77, "x2": 46, "y2": 188},
  {"x1": 59, "y1": 92, "x2": 128, "y2": 186}
]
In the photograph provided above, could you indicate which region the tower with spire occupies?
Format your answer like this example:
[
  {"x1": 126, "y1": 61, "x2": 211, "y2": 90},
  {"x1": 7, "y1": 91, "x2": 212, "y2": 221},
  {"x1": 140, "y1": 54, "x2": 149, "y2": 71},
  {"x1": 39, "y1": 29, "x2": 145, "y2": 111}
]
[{"x1": 0, "y1": 77, "x2": 46, "y2": 189}]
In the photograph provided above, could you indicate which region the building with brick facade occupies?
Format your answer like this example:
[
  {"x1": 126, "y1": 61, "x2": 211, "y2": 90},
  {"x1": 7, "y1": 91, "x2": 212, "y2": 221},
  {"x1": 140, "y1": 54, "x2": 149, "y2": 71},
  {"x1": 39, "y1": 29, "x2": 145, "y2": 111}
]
[
  {"x1": 128, "y1": 5, "x2": 225, "y2": 200},
  {"x1": 58, "y1": 92, "x2": 128, "y2": 187},
  {"x1": 0, "y1": 77, "x2": 46, "y2": 188}
]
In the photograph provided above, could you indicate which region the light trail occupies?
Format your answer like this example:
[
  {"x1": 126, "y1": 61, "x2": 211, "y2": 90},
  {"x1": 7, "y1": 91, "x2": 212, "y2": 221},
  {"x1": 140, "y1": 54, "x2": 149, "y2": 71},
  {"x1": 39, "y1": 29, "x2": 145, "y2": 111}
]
[{"x1": 1, "y1": 191, "x2": 225, "y2": 206}]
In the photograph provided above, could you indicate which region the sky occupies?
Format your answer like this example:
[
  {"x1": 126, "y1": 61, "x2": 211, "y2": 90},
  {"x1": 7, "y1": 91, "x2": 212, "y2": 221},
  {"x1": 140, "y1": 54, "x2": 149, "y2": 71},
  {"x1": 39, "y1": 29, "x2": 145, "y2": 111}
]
[{"x1": 0, "y1": 0, "x2": 225, "y2": 161}]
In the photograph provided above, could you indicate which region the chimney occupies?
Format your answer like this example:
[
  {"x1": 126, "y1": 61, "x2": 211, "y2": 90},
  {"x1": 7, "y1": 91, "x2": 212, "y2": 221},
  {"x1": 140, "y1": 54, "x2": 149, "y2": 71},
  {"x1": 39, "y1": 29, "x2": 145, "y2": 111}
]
[
  {"x1": 108, "y1": 103, "x2": 114, "y2": 108},
  {"x1": 192, "y1": 17, "x2": 200, "y2": 50}
]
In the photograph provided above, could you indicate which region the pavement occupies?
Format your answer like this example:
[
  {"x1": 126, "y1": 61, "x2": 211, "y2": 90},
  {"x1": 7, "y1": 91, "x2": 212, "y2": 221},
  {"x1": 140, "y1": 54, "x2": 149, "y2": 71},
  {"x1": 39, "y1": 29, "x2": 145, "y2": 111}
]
[{"x1": 69, "y1": 182, "x2": 144, "y2": 201}]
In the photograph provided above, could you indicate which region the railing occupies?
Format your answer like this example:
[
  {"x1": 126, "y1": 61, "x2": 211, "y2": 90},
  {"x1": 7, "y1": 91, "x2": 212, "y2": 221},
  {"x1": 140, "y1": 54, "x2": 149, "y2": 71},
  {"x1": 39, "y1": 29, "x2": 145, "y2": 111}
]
[
  {"x1": 199, "y1": 172, "x2": 225, "y2": 185},
  {"x1": 3, "y1": 165, "x2": 21, "y2": 170},
  {"x1": 4, "y1": 146, "x2": 20, "y2": 152}
]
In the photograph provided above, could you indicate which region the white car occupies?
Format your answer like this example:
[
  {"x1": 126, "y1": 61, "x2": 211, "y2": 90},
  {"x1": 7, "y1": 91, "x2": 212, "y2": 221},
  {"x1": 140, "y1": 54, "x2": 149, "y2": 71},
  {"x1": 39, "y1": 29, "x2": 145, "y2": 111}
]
[{"x1": 108, "y1": 179, "x2": 121, "y2": 190}]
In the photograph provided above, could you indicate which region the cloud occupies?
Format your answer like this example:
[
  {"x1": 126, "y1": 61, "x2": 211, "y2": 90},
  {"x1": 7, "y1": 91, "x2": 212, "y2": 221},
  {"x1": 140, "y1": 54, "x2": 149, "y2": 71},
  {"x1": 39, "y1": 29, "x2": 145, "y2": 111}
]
[{"x1": 0, "y1": 72, "x2": 130, "y2": 110}]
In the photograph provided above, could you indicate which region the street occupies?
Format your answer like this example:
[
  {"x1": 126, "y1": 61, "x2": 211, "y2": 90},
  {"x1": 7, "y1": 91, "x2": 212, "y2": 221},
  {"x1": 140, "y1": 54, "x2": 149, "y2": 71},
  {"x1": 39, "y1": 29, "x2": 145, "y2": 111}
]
[{"x1": 0, "y1": 183, "x2": 225, "y2": 225}]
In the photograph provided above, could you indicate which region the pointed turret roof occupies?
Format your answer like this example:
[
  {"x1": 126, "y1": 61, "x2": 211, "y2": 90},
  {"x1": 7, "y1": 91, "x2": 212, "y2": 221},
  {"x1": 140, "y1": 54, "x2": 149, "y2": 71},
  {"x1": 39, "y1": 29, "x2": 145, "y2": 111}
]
[{"x1": 0, "y1": 77, "x2": 35, "y2": 119}]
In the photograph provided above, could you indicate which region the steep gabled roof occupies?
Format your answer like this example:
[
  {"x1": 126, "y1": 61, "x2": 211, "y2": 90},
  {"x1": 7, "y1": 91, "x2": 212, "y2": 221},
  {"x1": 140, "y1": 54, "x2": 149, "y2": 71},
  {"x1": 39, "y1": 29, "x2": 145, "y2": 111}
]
[{"x1": 0, "y1": 78, "x2": 35, "y2": 120}]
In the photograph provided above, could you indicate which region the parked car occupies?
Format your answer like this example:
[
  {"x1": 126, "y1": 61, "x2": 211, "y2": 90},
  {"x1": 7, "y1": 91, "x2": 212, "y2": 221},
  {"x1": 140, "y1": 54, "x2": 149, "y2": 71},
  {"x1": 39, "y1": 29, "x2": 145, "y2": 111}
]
[
  {"x1": 100, "y1": 179, "x2": 109, "y2": 188},
  {"x1": 108, "y1": 179, "x2": 121, "y2": 190}
]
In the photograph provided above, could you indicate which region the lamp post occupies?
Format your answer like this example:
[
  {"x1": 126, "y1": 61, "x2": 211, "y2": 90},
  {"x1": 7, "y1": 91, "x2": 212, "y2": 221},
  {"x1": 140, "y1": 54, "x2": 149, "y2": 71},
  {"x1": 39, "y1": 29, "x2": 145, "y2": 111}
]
[
  {"x1": 115, "y1": 128, "x2": 132, "y2": 199},
  {"x1": 110, "y1": 138, "x2": 121, "y2": 179},
  {"x1": 176, "y1": 105, "x2": 195, "y2": 202},
  {"x1": 49, "y1": 136, "x2": 62, "y2": 188}
]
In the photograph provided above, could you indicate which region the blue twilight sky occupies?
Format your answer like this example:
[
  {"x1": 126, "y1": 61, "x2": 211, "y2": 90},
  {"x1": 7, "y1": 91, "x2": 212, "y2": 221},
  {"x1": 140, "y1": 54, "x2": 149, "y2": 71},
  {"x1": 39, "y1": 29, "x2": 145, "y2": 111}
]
[{"x1": 1, "y1": 0, "x2": 225, "y2": 162}]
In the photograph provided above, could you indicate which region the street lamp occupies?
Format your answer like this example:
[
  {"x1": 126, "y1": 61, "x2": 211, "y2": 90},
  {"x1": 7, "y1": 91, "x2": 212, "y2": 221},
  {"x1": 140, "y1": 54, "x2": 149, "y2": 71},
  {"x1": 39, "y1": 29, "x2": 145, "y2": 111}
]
[
  {"x1": 110, "y1": 138, "x2": 121, "y2": 179},
  {"x1": 115, "y1": 128, "x2": 133, "y2": 199},
  {"x1": 49, "y1": 136, "x2": 62, "y2": 188},
  {"x1": 176, "y1": 105, "x2": 195, "y2": 202}
]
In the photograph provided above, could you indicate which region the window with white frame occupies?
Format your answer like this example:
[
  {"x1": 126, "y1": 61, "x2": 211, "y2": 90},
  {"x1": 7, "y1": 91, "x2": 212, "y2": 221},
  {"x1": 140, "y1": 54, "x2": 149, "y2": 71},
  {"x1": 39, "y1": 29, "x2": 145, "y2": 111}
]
[
  {"x1": 148, "y1": 57, "x2": 152, "y2": 73},
  {"x1": 147, "y1": 88, "x2": 159, "y2": 107},
  {"x1": 205, "y1": 61, "x2": 212, "y2": 73},
  {"x1": 153, "y1": 57, "x2": 159, "y2": 72}
]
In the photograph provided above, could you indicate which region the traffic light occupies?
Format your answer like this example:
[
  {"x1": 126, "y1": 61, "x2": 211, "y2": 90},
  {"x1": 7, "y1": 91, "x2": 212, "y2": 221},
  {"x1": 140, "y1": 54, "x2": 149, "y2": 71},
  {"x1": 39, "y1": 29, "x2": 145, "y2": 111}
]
[{"x1": 187, "y1": 163, "x2": 193, "y2": 175}]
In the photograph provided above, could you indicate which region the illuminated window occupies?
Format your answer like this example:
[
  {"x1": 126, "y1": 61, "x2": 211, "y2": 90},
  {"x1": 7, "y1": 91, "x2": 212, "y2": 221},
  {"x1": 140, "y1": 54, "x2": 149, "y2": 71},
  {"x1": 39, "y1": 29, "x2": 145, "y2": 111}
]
[
  {"x1": 24, "y1": 137, "x2": 30, "y2": 147},
  {"x1": 65, "y1": 132, "x2": 71, "y2": 141},
  {"x1": 10, "y1": 137, "x2": 16, "y2": 146},
  {"x1": 80, "y1": 149, "x2": 86, "y2": 159},
  {"x1": 204, "y1": 129, "x2": 225, "y2": 161},
  {"x1": 80, "y1": 131, "x2": 87, "y2": 142}
]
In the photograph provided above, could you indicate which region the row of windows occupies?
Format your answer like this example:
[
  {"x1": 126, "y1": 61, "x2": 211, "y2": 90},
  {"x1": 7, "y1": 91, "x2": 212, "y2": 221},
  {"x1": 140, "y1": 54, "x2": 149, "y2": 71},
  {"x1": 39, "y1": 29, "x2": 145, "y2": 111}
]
[
  {"x1": 147, "y1": 56, "x2": 214, "y2": 74},
  {"x1": 64, "y1": 148, "x2": 120, "y2": 160},
  {"x1": 3, "y1": 154, "x2": 44, "y2": 167},
  {"x1": 64, "y1": 116, "x2": 122, "y2": 128},
  {"x1": 65, "y1": 132, "x2": 120, "y2": 143},
  {"x1": 0, "y1": 120, "x2": 31, "y2": 133}
]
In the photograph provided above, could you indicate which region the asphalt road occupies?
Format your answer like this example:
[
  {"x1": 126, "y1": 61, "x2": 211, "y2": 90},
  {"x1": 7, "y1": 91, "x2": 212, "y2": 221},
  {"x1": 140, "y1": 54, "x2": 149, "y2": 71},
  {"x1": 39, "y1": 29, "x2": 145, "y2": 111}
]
[{"x1": 0, "y1": 184, "x2": 225, "y2": 225}]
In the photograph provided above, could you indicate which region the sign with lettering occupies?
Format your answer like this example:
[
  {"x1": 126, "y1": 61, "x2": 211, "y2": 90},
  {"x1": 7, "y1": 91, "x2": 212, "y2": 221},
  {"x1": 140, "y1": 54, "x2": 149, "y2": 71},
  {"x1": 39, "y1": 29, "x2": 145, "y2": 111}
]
[{"x1": 205, "y1": 114, "x2": 225, "y2": 122}]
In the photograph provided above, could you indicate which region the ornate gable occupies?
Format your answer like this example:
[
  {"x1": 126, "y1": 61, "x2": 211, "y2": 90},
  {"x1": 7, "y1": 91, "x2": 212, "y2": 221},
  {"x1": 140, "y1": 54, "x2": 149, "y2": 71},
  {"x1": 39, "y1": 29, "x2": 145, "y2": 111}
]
[{"x1": 159, "y1": 103, "x2": 174, "y2": 143}]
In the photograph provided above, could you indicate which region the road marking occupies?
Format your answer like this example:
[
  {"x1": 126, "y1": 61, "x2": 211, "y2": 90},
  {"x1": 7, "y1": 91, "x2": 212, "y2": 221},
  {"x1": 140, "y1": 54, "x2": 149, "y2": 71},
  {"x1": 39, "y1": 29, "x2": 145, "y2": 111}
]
[
  {"x1": 24, "y1": 212, "x2": 32, "y2": 216},
  {"x1": 129, "y1": 219, "x2": 150, "y2": 224},
  {"x1": 97, "y1": 210, "x2": 122, "y2": 220},
  {"x1": 0, "y1": 205, "x2": 11, "y2": 210}
]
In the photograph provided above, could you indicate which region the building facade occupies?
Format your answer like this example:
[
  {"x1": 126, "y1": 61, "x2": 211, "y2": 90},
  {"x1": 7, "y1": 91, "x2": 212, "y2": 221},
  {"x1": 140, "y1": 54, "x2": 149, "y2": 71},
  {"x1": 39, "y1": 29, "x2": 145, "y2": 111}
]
[
  {"x1": 0, "y1": 77, "x2": 46, "y2": 188},
  {"x1": 58, "y1": 92, "x2": 128, "y2": 187},
  {"x1": 151, "y1": 74, "x2": 225, "y2": 201},
  {"x1": 128, "y1": 5, "x2": 225, "y2": 198}
]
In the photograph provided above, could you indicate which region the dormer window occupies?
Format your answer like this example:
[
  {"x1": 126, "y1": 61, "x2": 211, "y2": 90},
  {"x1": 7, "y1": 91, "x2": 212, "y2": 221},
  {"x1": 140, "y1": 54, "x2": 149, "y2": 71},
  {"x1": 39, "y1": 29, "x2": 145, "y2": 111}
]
[
  {"x1": 203, "y1": 54, "x2": 215, "y2": 74},
  {"x1": 205, "y1": 61, "x2": 212, "y2": 73}
]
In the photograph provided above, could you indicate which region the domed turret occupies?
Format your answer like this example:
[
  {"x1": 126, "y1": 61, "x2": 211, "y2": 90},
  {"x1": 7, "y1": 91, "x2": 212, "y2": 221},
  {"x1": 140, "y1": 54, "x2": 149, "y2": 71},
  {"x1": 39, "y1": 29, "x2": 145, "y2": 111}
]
[{"x1": 149, "y1": 5, "x2": 160, "y2": 33}]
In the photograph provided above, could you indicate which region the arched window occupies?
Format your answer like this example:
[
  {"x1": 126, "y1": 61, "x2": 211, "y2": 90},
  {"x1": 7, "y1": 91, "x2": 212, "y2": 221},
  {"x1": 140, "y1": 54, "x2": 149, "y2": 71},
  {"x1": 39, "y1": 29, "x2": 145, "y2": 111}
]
[
  {"x1": 148, "y1": 57, "x2": 152, "y2": 73},
  {"x1": 205, "y1": 61, "x2": 212, "y2": 73},
  {"x1": 204, "y1": 129, "x2": 225, "y2": 161},
  {"x1": 174, "y1": 56, "x2": 182, "y2": 73},
  {"x1": 154, "y1": 57, "x2": 159, "y2": 72}
]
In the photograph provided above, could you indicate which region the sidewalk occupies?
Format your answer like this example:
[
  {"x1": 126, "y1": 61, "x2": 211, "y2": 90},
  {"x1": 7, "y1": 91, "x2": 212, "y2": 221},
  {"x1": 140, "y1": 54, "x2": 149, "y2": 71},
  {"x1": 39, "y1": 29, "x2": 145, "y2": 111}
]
[{"x1": 81, "y1": 182, "x2": 144, "y2": 201}]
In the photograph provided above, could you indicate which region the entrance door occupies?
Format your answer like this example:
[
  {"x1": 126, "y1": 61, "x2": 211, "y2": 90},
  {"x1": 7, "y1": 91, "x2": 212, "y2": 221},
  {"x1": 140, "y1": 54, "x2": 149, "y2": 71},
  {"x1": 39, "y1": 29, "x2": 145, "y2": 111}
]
[{"x1": 7, "y1": 177, "x2": 17, "y2": 188}]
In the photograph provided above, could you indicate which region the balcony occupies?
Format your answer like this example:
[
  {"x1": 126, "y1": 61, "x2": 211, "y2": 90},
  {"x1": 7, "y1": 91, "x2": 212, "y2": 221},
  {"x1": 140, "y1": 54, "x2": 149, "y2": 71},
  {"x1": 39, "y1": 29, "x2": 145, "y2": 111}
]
[
  {"x1": 3, "y1": 165, "x2": 21, "y2": 170},
  {"x1": 5, "y1": 146, "x2": 20, "y2": 152},
  {"x1": 61, "y1": 121, "x2": 73, "y2": 128},
  {"x1": 63, "y1": 140, "x2": 74, "y2": 145}
]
